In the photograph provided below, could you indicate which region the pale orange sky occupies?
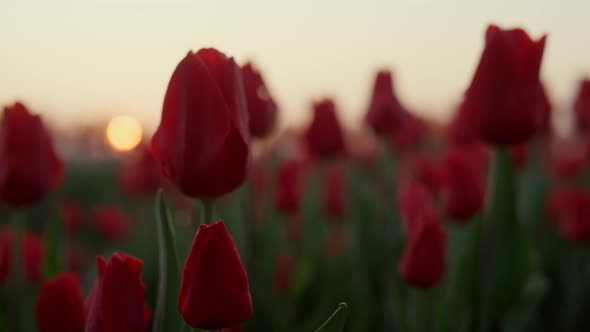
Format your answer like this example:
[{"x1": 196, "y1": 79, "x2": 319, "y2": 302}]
[{"x1": 1, "y1": 1, "x2": 589, "y2": 133}]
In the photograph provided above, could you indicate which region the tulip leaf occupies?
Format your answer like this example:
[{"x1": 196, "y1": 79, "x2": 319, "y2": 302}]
[
  {"x1": 153, "y1": 190, "x2": 183, "y2": 332},
  {"x1": 313, "y1": 302, "x2": 348, "y2": 332},
  {"x1": 43, "y1": 212, "x2": 63, "y2": 279}
]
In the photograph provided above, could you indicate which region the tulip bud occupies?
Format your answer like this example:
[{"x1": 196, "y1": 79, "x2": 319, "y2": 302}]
[
  {"x1": 151, "y1": 49, "x2": 250, "y2": 199},
  {"x1": 304, "y1": 99, "x2": 346, "y2": 159},
  {"x1": 241, "y1": 62, "x2": 278, "y2": 139},
  {"x1": 443, "y1": 149, "x2": 485, "y2": 221},
  {"x1": 464, "y1": 25, "x2": 546, "y2": 145},
  {"x1": 85, "y1": 252, "x2": 149, "y2": 332},
  {"x1": 398, "y1": 210, "x2": 447, "y2": 288},
  {"x1": 0, "y1": 102, "x2": 64, "y2": 207},
  {"x1": 365, "y1": 70, "x2": 404, "y2": 136},
  {"x1": 178, "y1": 220, "x2": 252, "y2": 329},
  {"x1": 36, "y1": 273, "x2": 85, "y2": 332}
]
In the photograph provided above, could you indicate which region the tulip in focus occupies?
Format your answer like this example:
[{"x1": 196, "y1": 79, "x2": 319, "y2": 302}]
[
  {"x1": 85, "y1": 252, "x2": 149, "y2": 332},
  {"x1": 0, "y1": 102, "x2": 64, "y2": 207},
  {"x1": 151, "y1": 48, "x2": 250, "y2": 199},
  {"x1": 178, "y1": 220, "x2": 252, "y2": 329},
  {"x1": 36, "y1": 273, "x2": 85, "y2": 332}
]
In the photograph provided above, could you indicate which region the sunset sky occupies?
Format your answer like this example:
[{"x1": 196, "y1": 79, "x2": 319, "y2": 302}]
[{"x1": 1, "y1": 0, "x2": 589, "y2": 133}]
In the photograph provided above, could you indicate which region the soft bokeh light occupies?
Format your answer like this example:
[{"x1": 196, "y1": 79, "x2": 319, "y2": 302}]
[{"x1": 106, "y1": 116, "x2": 143, "y2": 151}]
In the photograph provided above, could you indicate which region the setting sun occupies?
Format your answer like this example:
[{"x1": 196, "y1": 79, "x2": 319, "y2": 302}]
[{"x1": 106, "y1": 115, "x2": 143, "y2": 151}]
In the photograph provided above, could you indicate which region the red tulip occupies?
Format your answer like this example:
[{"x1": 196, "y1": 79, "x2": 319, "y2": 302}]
[
  {"x1": 36, "y1": 273, "x2": 85, "y2": 332},
  {"x1": 398, "y1": 210, "x2": 447, "y2": 288},
  {"x1": 151, "y1": 49, "x2": 249, "y2": 199},
  {"x1": 0, "y1": 228, "x2": 11, "y2": 285},
  {"x1": 178, "y1": 220, "x2": 252, "y2": 329},
  {"x1": 92, "y1": 206, "x2": 130, "y2": 243},
  {"x1": 120, "y1": 145, "x2": 163, "y2": 197},
  {"x1": 241, "y1": 62, "x2": 278, "y2": 138},
  {"x1": 397, "y1": 181, "x2": 436, "y2": 236},
  {"x1": 574, "y1": 79, "x2": 590, "y2": 133},
  {"x1": 274, "y1": 159, "x2": 303, "y2": 214},
  {"x1": 0, "y1": 102, "x2": 64, "y2": 207},
  {"x1": 273, "y1": 253, "x2": 291, "y2": 294},
  {"x1": 464, "y1": 25, "x2": 546, "y2": 145},
  {"x1": 22, "y1": 231, "x2": 44, "y2": 283},
  {"x1": 304, "y1": 99, "x2": 346, "y2": 159},
  {"x1": 365, "y1": 70, "x2": 404, "y2": 136},
  {"x1": 85, "y1": 252, "x2": 149, "y2": 332},
  {"x1": 443, "y1": 149, "x2": 485, "y2": 221},
  {"x1": 322, "y1": 167, "x2": 346, "y2": 221},
  {"x1": 546, "y1": 189, "x2": 590, "y2": 244},
  {"x1": 60, "y1": 200, "x2": 82, "y2": 235}
]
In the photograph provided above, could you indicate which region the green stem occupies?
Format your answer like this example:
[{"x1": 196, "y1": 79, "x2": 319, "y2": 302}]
[
  {"x1": 418, "y1": 288, "x2": 436, "y2": 332},
  {"x1": 200, "y1": 200, "x2": 215, "y2": 225}
]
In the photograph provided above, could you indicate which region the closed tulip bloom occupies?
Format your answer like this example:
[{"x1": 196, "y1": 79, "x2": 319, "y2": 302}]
[
  {"x1": 85, "y1": 252, "x2": 148, "y2": 332},
  {"x1": 443, "y1": 149, "x2": 485, "y2": 221},
  {"x1": 151, "y1": 49, "x2": 249, "y2": 199},
  {"x1": 22, "y1": 231, "x2": 44, "y2": 283},
  {"x1": 178, "y1": 221, "x2": 252, "y2": 329},
  {"x1": 465, "y1": 25, "x2": 546, "y2": 145},
  {"x1": 365, "y1": 70, "x2": 404, "y2": 136},
  {"x1": 304, "y1": 99, "x2": 346, "y2": 159},
  {"x1": 274, "y1": 159, "x2": 302, "y2": 214},
  {"x1": 398, "y1": 210, "x2": 447, "y2": 288},
  {"x1": 241, "y1": 62, "x2": 278, "y2": 138},
  {"x1": 92, "y1": 206, "x2": 130, "y2": 243},
  {"x1": 120, "y1": 145, "x2": 163, "y2": 197},
  {"x1": 0, "y1": 228, "x2": 11, "y2": 285},
  {"x1": 36, "y1": 273, "x2": 85, "y2": 332},
  {"x1": 0, "y1": 102, "x2": 64, "y2": 207},
  {"x1": 322, "y1": 167, "x2": 346, "y2": 221},
  {"x1": 574, "y1": 80, "x2": 590, "y2": 133}
]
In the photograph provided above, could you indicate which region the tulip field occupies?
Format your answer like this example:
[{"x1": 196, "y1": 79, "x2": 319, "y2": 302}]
[{"x1": 3, "y1": 23, "x2": 590, "y2": 332}]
